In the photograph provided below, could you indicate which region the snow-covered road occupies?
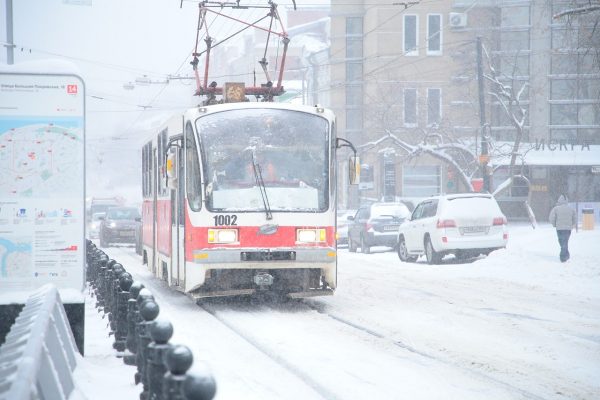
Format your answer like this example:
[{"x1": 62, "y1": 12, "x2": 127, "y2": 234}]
[{"x1": 80, "y1": 223, "x2": 600, "y2": 400}]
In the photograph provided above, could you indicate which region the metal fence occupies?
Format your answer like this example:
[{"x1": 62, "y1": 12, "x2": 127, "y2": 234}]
[
  {"x1": 0, "y1": 284, "x2": 78, "y2": 400},
  {"x1": 85, "y1": 240, "x2": 217, "y2": 400}
]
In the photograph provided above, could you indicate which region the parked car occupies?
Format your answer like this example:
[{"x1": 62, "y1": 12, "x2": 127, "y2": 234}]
[
  {"x1": 397, "y1": 193, "x2": 508, "y2": 264},
  {"x1": 99, "y1": 207, "x2": 141, "y2": 247},
  {"x1": 348, "y1": 202, "x2": 411, "y2": 254},
  {"x1": 88, "y1": 212, "x2": 105, "y2": 239},
  {"x1": 336, "y1": 209, "x2": 356, "y2": 246}
]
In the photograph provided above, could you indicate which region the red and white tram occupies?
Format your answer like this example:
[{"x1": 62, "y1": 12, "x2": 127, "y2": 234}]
[{"x1": 141, "y1": 102, "x2": 357, "y2": 299}]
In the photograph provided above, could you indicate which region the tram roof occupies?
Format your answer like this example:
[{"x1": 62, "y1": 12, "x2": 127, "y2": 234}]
[{"x1": 184, "y1": 102, "x2": 335, "y2": 119}]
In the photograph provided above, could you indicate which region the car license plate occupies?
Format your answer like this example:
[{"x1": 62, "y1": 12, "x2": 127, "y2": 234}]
[
  {"x1": 460, "y1": 226, "x2": 488, "y2": 234},
  {"x1": 383, "y1": 225, "x2": 398, "y2": 231},
  {"x1": 119, "y1": 231, "x2": 135, "y2": 237}
]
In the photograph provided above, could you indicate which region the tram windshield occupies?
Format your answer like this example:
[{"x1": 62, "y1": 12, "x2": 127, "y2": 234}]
[{"x1": 196, "y1": 108, "x2": 330, "y2": 212}]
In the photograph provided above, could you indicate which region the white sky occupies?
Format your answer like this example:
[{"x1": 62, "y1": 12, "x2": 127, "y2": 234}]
[{"x1": 1, "y1": 0, "x2": 330, "y2": 202}]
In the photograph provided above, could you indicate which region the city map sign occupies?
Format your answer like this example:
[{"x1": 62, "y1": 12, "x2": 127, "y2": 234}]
[{"x1": 0, "y1": 72, "x2": 85, "y2": 299}]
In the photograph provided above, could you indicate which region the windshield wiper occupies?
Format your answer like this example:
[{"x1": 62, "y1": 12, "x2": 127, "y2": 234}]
[{"x1": 251, "y1": 151, "x2": 273, "y2": 220}]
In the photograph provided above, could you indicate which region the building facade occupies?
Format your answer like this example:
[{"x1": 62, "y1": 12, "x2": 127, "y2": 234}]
[{"x1": 330, "y1": 0, "x2": 600, "y2": 221}]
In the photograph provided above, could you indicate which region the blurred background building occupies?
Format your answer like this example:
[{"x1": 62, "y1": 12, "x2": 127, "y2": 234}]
[{"x1": 329, "y1": 0, "x2": 600, "y2": 221}]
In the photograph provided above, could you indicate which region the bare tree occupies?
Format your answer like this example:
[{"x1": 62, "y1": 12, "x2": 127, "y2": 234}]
[
  {"x1": 553, "y1": 4, "x2": 600, "y2": 19},
  {"x1": 482, "y1": 46, "x2": 537, "y2": 226},
  {"x1": 483, "y1": 46, "x2": 529, "y2": 178}
]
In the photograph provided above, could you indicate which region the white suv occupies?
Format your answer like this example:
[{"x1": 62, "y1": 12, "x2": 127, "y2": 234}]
[{"x1": 397, "y1": 193, "x2": 508, "y2": 264}]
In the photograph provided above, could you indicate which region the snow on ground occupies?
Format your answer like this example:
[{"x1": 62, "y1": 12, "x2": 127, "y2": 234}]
[
  {"x1": 70, "y1": 295, "x2": 140, "y2": 399},
  {"x1": 74, "y1": 223, "x2": 600, "y2": 400}
]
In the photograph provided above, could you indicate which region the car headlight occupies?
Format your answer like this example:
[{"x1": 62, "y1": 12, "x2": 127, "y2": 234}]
[
  {"x1": 208, "y1": 228, "x2": 238, "y2": 244},
  {"x1": 109, "y1": 222, "x2": 117, "y2": 228},
  {"x1": 296, "y1": 228, "x2": 326, "y2": 243}
]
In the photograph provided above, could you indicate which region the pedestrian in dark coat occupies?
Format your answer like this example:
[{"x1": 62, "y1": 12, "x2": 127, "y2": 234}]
[{"x1": 548, "y1": 195, "x2": 577, "y2": 262}]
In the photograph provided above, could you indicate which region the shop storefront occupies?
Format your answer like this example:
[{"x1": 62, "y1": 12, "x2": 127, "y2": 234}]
[{"x1": 492, "y1": 142, "x2": 600, "y2": 223}]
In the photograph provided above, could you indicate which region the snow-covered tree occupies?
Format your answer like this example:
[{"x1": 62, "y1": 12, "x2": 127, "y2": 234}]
[{"x1": 483, "y1": 46, "x2": 537, "y2": 226}]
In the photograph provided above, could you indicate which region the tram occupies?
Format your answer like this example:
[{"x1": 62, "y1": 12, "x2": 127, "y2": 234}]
[
  {"x1": 139, "y1": 1, "x2": 358, "y2": 299},
  {"x1": 140, "y1": 101, "x2": 358, "y2": 299}
]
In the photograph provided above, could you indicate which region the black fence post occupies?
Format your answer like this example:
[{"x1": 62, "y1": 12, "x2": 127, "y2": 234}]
[
  {"x1": 162, "y1": 345, "x2": 193, "y2": 400},
  {"x1": 136, "y1": 299, "x2": 159, "y2": 389},
  {"x1": 146, "y1": 319, "x2": 173, "y2": 400},
  {"x1": 182, "y1": 371, "x2": 217, "y2": 400},
  {"x1": 124, "y1": 281, "x2": 145, "y2": 366},
  {"x1": 83, "y1": 248, "x2": 217, "y2": 400},
  {"x1": 113, "y1": 272, "x2": 133, "y2": 352},
  {"x1": 95, "y1": 254, "x2": 109, "y2": 310}
]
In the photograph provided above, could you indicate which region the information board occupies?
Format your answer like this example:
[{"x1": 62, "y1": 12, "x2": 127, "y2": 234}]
[{"x1": 0, "y1": 72, "x2": 85, "y2": 299}]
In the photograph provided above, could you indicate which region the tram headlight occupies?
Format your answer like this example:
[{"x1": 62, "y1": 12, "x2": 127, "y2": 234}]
[
  {"x1": 296, "y1": 228, "x2": 326, "y2": 243},
  {"x1": 208, "y1": 228, "x2": 238, "y2": 244}
]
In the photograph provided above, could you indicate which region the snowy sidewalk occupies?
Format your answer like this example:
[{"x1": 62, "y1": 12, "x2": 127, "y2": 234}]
[{"x1": 70, "y1": 293, "x2": 140, "y2": 400}]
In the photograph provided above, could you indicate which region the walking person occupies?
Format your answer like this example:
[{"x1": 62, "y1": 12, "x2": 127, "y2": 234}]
[{"x1": 548, "y1": 194, "x2": 577, "y2": 262}]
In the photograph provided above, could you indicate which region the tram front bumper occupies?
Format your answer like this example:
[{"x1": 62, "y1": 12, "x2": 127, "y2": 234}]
[
  {"x1": 192, "y1": 247, "x2": 336, "y2": 264},
  {"x1": 187, "y1": 247, "x2": 337, "y2": 295}
]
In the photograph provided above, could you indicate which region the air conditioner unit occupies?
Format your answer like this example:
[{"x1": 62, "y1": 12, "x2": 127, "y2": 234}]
[{"x1": 449, "y1": 12, "x2": 467, "y2": 28}]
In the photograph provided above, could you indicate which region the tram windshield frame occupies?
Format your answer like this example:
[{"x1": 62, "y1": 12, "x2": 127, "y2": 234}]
[{"x1": 195, "y1": 108, "x2": 330, "y2": 213}]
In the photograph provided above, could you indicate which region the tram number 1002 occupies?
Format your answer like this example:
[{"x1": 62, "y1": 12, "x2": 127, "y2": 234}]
[{"x1": 213, "y1": 215, "x2": 238, "y2": 226}]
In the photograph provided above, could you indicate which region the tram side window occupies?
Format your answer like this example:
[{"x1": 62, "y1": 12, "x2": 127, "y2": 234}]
[
  {"x1": 157, "y1": 129, "x2": 168, "y2": 196},
  {"x1": 142, "y1": 144, "x2": 146, "y2": 197},
  {"x1": 185, "y1": 123, "x2": 202, "y2": 211},
  {"x1": 142, "y1": 142, "x2": 152, "y2": 198}
]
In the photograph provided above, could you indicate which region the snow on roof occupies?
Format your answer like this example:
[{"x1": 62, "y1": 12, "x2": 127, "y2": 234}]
[
  {"x1": 0, "y1": 59, "x2": 82, "y2": 76},
  {"x1": 491, "y1": 142, "x2": 600, "y2": 166},
  {"x1": 286, "y1": 17, "x2": 330, "y2": 38},
  {"x1": 0, "y1": 288, "x2": 84, "y2": 305}
]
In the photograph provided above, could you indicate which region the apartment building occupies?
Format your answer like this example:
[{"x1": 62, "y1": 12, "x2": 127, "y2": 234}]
[{"x1": 331, "y1": 0, "x2": 600, "y2": 221}]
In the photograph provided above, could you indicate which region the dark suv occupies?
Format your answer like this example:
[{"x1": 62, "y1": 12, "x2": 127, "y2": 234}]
[
  {"x1": 99, "y1": 207, "x2": 141, "y2": 247},
  {"x1": 347, "y1": 202, "x2": 411, "y2": 254}
]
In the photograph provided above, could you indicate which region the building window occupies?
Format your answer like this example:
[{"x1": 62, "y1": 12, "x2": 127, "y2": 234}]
[
  {"x1": 346, "y1": 38, "x2": 363, "y2": 58},
  {"x1": 345, "y1": 17, "x2": 363, "y2": 113},
  {"x1": 346, "y1": 85, "x2": 363, "y2": 106},
  {"x1": 551, "y1": 104, "x2": 579, "y2": 126},
  {"x1": 402, "y1": 165, "x2": 441, "y2": 197},
  {"x1": 500, "y1": 30, "x2": 530, "y2": 51},
  {"x1": 427, "y1": 88, "x2": 441, "y2": 126},
  {"x1": 491, "y1": 103, "x2": 529, "y2": 127},
  {"x1": 550, "y1": 128, "x2": 577, "y2": 141},
  {"x1": 403, "y1": 15, "x2": 418, "y2": 56},
  {"x1": 499, "y1": 54, "x2": 529, "y2": 76},
  {"x1": 551, "y1": 79, "x2": 578, "y2": 99},
  {"x1": 577, "y1": 129, "x2": 600, "y2": 144},
  {"x1": 427, "y1": 14, "x2": 442, "y2": 55},
  {"x1": 346, "y1": 109, "x2": 363, "y2": 130},
  {"x1": 551, "y1": 54, "x2": 577, "y2": 74},
  {"x1": 346, "y1": 17, "x2": 362, "y2": 35},
  {"x1": 404, "y1": 88, "x2": 417, "y2": 127},
  {"x1": 552, "y1": 27, "x2": 577, "y2": 50},
  {"x1": 500, "y1": 5, "x2": 530, "y2": 27},
  {"x1": 346, "y1": 62, "x2": 363, "y2": 82}
]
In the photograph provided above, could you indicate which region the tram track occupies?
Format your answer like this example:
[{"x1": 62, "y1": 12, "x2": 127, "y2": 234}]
[
  {"x1": 104, "y1": 246, "x2": 336, "y2": 399},
  {"x1": 105, "y1": 245, "x2": 587, "y2": 400},
  {"x1": 197, "y1": 299, "x2": 340, "y2": 400},
  {"x1": 298, "y1": 299, "x2": 550, "y2": 400},
  {"x1": 196, "y1": 292, "x2": 550, "y2": 400}
]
